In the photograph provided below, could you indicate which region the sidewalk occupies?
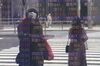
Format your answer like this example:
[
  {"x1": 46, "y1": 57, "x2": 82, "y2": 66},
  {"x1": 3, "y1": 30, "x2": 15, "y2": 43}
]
[
  {"x1": 43, "y1": 26, "x2": 100, "y2": 31},
  {"x1": 1, "y1": 25, "x2": 100, "y2": 31},
  {"x1": 0, "y1": 26, "x2": 100, "y2": 37}
]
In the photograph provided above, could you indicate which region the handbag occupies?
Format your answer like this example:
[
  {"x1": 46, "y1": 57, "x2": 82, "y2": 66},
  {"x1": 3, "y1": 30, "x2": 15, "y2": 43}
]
[
  {"x1": 66, "y1": 45, "x2": 69, "y2": 52},
  {"x1": 65, "y1": 37, "x2": 70, "y2": 53},
  {"x1": 16, "y1": 52, "x2": 21, "y2": 64},
  {"x1": 43, "y1": 39, "x2": 54, "y2": 60}
]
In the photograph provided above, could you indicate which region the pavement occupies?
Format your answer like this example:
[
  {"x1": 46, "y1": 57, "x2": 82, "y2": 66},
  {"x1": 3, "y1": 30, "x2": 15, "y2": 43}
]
[
  {"x1": 1, "y1": 25, "x2": 100, "y2": 31},
  {"x1": 0, "y1": 25, "x2": 100, "y2": 66},
  {"x1": 0, "y1": 25, "x2": 100, "y2": 36},
  {"x1": 0, "y1": 31, "x2": 100, "y2": 66},
  {"x1": 0, "y1": 25, "x2": 100, "y2": 52}
]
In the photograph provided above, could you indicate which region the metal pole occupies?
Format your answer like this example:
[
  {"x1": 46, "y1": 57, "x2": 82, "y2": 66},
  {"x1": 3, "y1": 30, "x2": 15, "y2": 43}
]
[
  {"x1": 22, "y1": 0, "x2": 27, "y2": 17},
  {"x1": 77, "y1": 0, "x2": 81, "y2": 18},
  {"x1": 88, "y1": 0, "x2": 93, "y2": 29},
  {"x1": 11, "y1": 0, "x2": 16, "y2": 33},
  {"x1": 61, "y1": 21, "x2": 63, "y2": 30},
  {"x1": 44, "y1": 21, "x2": 46, "y2": 35},
  {"x1": 0, "y1": 0, "x2": 3, "y2": 29}
]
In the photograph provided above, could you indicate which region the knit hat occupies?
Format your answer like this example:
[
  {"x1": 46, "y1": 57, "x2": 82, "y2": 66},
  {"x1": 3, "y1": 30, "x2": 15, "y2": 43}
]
[{"x1": 26, "y1": 8, "x2": 38, "y2": 19}]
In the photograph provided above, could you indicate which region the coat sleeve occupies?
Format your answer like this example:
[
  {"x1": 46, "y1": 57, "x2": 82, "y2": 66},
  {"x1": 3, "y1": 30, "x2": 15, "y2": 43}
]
[
  {"x1": 68, "y1": 28, "x2": 73, "y2": 39},
  {"x1": 31, "y1": 24, "x2": 44, "y2": 42},
  {"x1": 81, "y1": 29, "x2": 88, "y2": 42},
  {"x1": 17, "y1": 23, "x2": 22, "y2": 39},
  {"x1": 17, "y1": 19, "x2": 32, "y2": 40}
]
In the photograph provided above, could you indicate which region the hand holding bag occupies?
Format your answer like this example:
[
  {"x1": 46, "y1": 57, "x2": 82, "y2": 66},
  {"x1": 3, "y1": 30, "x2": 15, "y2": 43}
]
[
  {"x1": 65, "y1": 37, "x2": 70, "y2": 53},
  {"x1": 16, "y1": 52, "x2": 22, "y2": 64},
  {"x1": 66, "y1": 45, "x2": 69, "y2": 52},
  {"x1": 16, "y1": 53, "x2": 20, "y2": 64}
]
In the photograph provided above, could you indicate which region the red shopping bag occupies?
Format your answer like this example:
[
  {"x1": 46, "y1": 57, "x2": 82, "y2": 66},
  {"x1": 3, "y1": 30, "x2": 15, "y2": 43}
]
[{"x1": 43, "y1": 39, "x2": 54, "y2": 60}]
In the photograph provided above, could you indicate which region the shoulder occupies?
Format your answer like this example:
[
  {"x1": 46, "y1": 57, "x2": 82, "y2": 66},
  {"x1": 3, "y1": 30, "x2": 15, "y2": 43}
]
[
  {"x1": 69, "y1": 28, "x2": 76, "y2": 32},
  {"x1": 17, "y1": 18, "x2": 28, "y2": 27}
]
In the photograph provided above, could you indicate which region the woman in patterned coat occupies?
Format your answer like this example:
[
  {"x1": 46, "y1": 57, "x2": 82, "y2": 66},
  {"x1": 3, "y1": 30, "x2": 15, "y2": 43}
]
[
  {"x1": 68, "y1": 17, "x2": 88, "y2": 66},
  {"x1": 16, "y1": 8, "x2": 45, "y2": 66}
]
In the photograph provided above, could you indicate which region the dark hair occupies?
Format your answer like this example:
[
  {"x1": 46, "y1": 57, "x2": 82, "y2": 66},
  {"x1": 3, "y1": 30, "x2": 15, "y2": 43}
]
[
  {"x1": 72, "y1": 17, "x2": 82, "y2": 27},
  {"x1": 26, "y1": 8, "x2": 38, "y2": 18}
]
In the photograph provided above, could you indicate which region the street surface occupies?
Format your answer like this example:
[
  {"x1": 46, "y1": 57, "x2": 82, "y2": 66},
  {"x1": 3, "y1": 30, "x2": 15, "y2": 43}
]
[{"x1": 0, "y1": 30, "x2": 100, "y2": 66}]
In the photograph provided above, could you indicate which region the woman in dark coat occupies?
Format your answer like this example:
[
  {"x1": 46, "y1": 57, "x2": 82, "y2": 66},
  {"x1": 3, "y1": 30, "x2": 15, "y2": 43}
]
[
  {"x1": 68, "y1": 17, "x2": 88, "y2": 66},
  {"x1": 16, "y1": 8, "x2": 45, "y2": 66}
]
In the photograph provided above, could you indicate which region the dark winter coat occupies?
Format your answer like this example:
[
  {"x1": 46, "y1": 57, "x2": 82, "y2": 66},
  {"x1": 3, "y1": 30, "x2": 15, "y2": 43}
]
[
  {"x1": 16, "y1": 18, "x2": 45, "y2": 66},
  {"x1": 68, "y1": 27, "x2": 88, "y2": 66}
]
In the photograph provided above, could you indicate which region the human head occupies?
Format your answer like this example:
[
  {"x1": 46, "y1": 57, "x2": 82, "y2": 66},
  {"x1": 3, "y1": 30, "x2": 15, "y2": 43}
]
[
  {"x1": 26, "y1": 8, "x2": 38, "y2": 19},
  {"x1": 72, "y1": 17, "x2": 82, "y2": 28}
]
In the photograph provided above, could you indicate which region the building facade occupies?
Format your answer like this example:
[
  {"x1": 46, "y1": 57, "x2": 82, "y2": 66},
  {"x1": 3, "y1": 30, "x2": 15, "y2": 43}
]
[
  {"x1": 92, "y1": 0, "x2": 100, "y2": 24},
  {"x1": 1, "y1": 0, "x2": 39, "y2": 21},
  {"x1": 0, "y1": 0, "x2": 88, "y2": 21},
  {"x1": 1, "y1": 0, "x2": 23, "y2": 21},
  {"x1": 0, "y1": 0, "x2": 93, "y2": 24},
  {"x1": 39, "y1": 0, "x2": 78, "y2": 21}
]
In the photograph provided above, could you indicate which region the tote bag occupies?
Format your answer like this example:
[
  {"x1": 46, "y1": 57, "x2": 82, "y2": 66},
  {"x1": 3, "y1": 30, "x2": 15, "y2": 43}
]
[{"x1": 43, "y1": 39, "x2": 54, "y2": 60}]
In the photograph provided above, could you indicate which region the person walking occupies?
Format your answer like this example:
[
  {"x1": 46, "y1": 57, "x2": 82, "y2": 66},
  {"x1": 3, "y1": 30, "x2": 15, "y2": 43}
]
[
  {"x1": 68, "y1": 17, "x2": 88, "y2": 66},
  {"x1": 16, "y1": 8, "x2": 46, "y2": 66},
  {"x1": 46, "y1": 13, "x2": 52, "y2": 27}
]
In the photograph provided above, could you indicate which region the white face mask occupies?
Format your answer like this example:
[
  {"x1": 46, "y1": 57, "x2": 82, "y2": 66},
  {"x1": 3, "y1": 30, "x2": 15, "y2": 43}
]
[{"x1": 28, "y1": 12, "x2": 37, "y2": 19}]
